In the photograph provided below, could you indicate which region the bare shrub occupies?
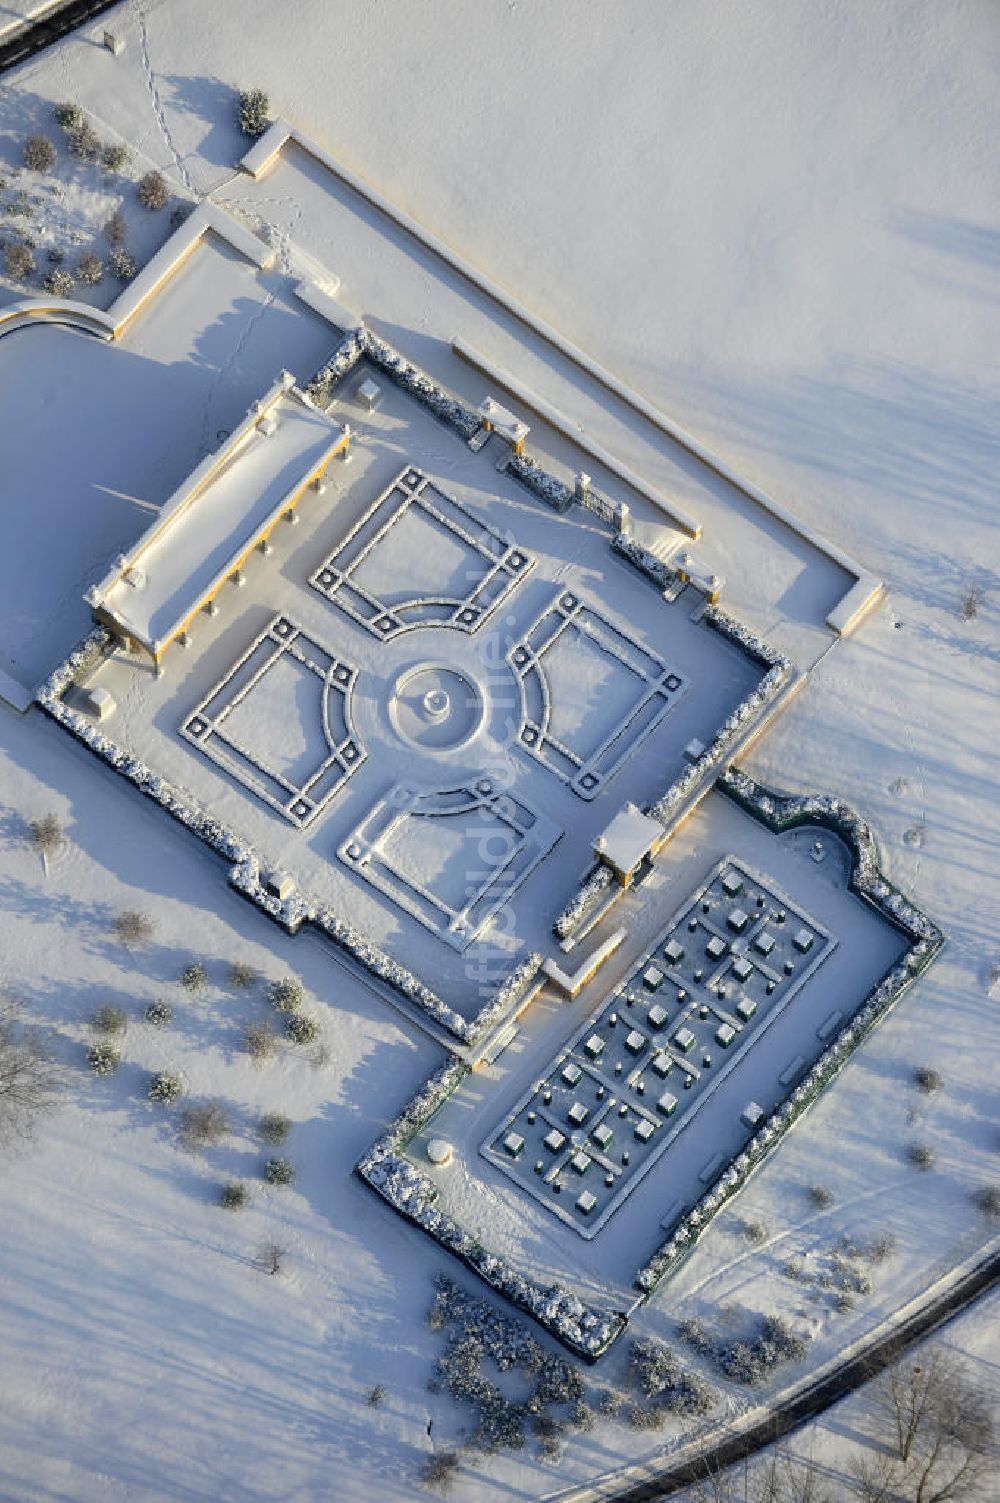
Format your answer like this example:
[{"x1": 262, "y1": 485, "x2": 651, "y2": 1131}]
[
  {"x1": 960, "y1": 587, "x2": 983, "y2": 621},
  {"x1": 137, "y1": 170, "x2": 168, "y2": 210},
  {"x1": 179, "y1": 1101, "x2": 229, "y2": 1150},
  {"x1": 258, "y1": 1111, "x2": 290, "y2": 1145},
  {"x1": 914, "y1": 1065, "x2": 942, "y2": 1095},
  {"x1": 366, "y1": 1383, "x2": 385, "y2": 1406},
  {"x1": 113, "y1": 909, "x2": 154, "y2": 948},
  {"x1": 244, "y1": 1019, "x2": 275, "y2": 1062},
  {"x1": 421, "y1": 1451, "x2": 459, "y2": 1493},
  {"x1": 23, "y1": 135, "x2": 56, "y2": 172},
  {"x1": 4, "y1": 242, "x2": 35, "y2": 280},
  {"x1": 228, "y1": 961, "x2": 257, "y2": 990},
  {"x1": 260, "y1": 1241, "x2": 285, "y2": 1275},
  {"x1": 907, "y1": 1142, "x2": 935, "y2": 1171},
  {"x1": 68, "y1": 121, "x2": 101, "y2": 161},
  {"x1": 743, "y1": 1218, "x2": 768, "y2": 1244},
  {"x1": 219, "y1": 1180, "x2": 248, "y2": 1210},
  {"x1": 807, "y1": 1183, "x2": 835, "y2": 1210},
  {"x1": 92, "y1": 1005, "x2": 127, "y2": 1036},
  {"x1": 628, "y1": 1337, "x2": 717, "y2": 1414},
  {"x1": 237, "y1": 88, "x2": 270, "y2": 138},
  {"x1": 972, "y1": 1184, "x2": 1000, "y2": 1219},
  {"x1": 109, "y1": 246, "x2": 136, "y2": 281},
  {"x1": 0, "y1": 1003, "x2": 59, "y2": 1143},
  {"x1": 77, "y1": 251, "x2": 103, "y2": 284},
  {"x1": 103, "y1": 209, "x2": 126, "y2": 245}
]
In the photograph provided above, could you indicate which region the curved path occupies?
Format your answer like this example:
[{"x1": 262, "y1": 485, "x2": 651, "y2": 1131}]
[{"x1": 553, "y1": 1244, "x2": 1000, "y2": 1503}]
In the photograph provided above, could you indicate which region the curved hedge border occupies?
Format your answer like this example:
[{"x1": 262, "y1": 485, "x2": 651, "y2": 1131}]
[
  {"x1": 36, "y1": 635, "x2": 536, "y2": 1046},
  {"x1": 356, "y1": 1059, "x2": 626, "y2": 1360},
  {"x1": 633, "y1": 768, "x2": 944, "y2": 1295}
]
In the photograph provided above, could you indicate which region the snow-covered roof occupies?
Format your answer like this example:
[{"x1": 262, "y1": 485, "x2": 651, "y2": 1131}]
[
  {"x1": 88, "y1": 373, "x2": 347, "y2": 658},
  {"x1": 593, "y1": 802, "x2": 663, "y2": 878}
]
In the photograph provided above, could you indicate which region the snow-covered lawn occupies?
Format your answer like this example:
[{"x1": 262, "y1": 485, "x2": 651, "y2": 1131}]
[{"x1": 0, "y1": 1, "x2": 996, "y2": 1499}]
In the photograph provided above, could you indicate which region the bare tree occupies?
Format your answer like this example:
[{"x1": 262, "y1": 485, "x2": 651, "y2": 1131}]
[
  {"x1": 860, "y1": 1350, "x2": 994, "y2": 1503},
  {"x1": 27, "y1": 813, "x2": 63, "y2": 874},
  {"x1": 0, "y1": 1001, "x2": 60, "y2": 1144},
  {"x1": 260, "y1": 1242, "x2": 285, "y2": 1276}
]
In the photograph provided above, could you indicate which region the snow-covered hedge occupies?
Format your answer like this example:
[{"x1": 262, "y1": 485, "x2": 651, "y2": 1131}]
[
  {"x1": 38, "y1": 635, "x2": 543, "y2": 1047},
  {"x1": 505, "y1": 452, "x2": 573, "y2": 511},
  {"x1": 649, "y1": 658, "x2": 790, "y2": 827},
  {"x1": 464, "y1": 950, "x2": 544, "y2": 1046},
  {"x1": 357, "y1": 1059, "x2": 626, "y2": 1359},
  {"x1": 634, "y1": 770, "x2": 943, "y2": 1295},
  {"x1": 553, "y1": 863, "x2": 614, "y2": 941},
  {"x1": 611, "y1": 533, "x2": 678, "y2": 592},
  {"x1": 308, "y1": 328, "x2": 481, "y2": 440}
]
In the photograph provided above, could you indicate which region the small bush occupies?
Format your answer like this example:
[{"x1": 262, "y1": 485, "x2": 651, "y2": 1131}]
[
  {"x1": 228, "y1": 961, "x2": 257, "y2": 990},
  {"x1": 914, "y1": 1065, "x2": 942, "y2": 1095},
  {"x1": 53, "y1": 101, "x2": 82, "y2": 130},
  {"x1": 677, "y1": 1315, "x2": 715, "y2": 1358},
  {"x1": 109, "y1": 246, "x2": 136, "y2": 281},
  {"x1": 103, "y1": 209, "x2": 126, "y2": 245},
  {"x1": 245, "y1": 1019, "x2": 275, "y2": 1061},
  {"x1": 264, "y1": 1156, "x2": 295, "y2": 1186},
  {"x1": 92, "y1": 1005, "x2": 127, "y2": 1036},
  {"x1": 258, "y1": 1111, "x2": 291, "y2": 1145},
  {"x1": 237, "y1": 87, "x2": 270, "y2": 138},
  {"x1": 285, "y1": 1012, "x2": 320, "y2": 1045},
  {"x1": 907, "y1": 1142, "x2": 935, "y2": 1171},
  {"x1": 598, "y1": 1387, "x2": 623, "y2": 1418},
  {"x1": 973, "y1": 1185, "x2": 1000, "y2": 1219},
  {"x1": 77, "y1": 251, "x2": 103, "y2": 285},
  {"x1": 144, "y1": 1000, "x2": 173, "y2": 1027},
  {"x1": 570, "y1": 1401, "x2": 595, "y2": 1432},
  {"x1": 421, "y1": 1451, "x2": 459, "y2": 1493},
  {"x1": 43, "y1": 268, "x2": 75, "y2": 296},
  {"x1": 807, "y1": 1183, "x2": 835, "y2": 1210},
  {"x1": 86, "y1": 1041, "x2": 120, "y2": 1075},
  {"x1": 181, "y1": 962, "x2": 207, "y2": 993},
  {"x1": 366, "y1": 1383, "x2": 385, "y2": 1407},
  {"x1": 23, "y1": 135, "x2": 56, "y2": 172},
  {"x1": 68, "y1": 121, "x2": 101, "y2": 161},
  {"x1": 137, "y1": 170, "x2": 168, "y2": 210},
  {"x1": 867, "y1": 1230, "x2": 896, "y2": 1263},
  {"x1": 219, "y1": 1180, "x2": 248, "y2": 1210},
  {"x1": 4, "y1": 242, "x2": 35, "y2": 280},
  {"x1": 269, "y1": 976, "x2": 303, "y2": 1013},
  {"x1": 102, "y1": 142, "x2": 130, "y2": 174},
  {"x1": 179, "y1": 1101, "x2": 229, "y2": 1149},
  {"x1": 742, "y1": 1219, "x2": 768, "y2": 1244},
  {"x1": 148, "y1": 1070, "x2": 182, "y2": 1105},
  {"x1": 960, "y1": 587, "x2": 983, "y2": 621},
  {"x1": 113, "y1": 909, "x2": 154, "y2": 948}
]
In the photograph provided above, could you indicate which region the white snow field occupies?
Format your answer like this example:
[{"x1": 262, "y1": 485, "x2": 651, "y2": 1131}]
[{"x1": 0, "y1": 2, "x2": 997, "y2": 1501}]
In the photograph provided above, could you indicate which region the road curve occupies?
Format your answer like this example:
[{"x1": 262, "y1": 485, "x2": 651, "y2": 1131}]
[{"x1": 558, "y1": 1244, "x2": 1000, "y2": 1503}]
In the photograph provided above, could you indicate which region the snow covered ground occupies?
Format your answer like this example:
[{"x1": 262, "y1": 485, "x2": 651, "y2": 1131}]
[{"x1": 0, "y1": 1, "x2": 997, "y2": 1499}]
